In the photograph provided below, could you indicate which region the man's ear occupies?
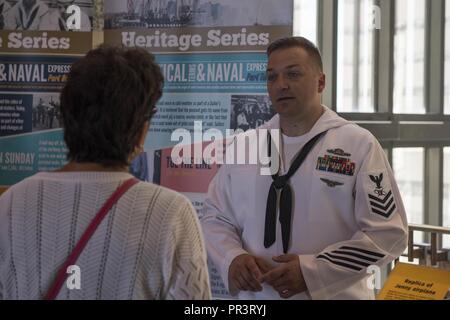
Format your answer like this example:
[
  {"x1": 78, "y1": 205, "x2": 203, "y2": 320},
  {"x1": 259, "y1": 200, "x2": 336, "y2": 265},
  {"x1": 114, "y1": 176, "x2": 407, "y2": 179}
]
[{"x1": 318, "y1": 73, "x2": 326, "y2": 93}]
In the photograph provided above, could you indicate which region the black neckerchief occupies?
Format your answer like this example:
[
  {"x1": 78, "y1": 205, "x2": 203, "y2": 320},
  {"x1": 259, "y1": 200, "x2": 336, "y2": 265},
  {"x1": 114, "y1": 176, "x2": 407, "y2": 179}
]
[{"x1": 264, "y1": 130, "x2": 327, "y2": 253}]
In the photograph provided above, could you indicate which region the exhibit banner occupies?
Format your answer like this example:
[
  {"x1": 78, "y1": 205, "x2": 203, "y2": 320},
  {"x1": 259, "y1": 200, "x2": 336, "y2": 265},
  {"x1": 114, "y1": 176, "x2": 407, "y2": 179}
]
[
  {"x1": 0, "y1": 0, "x2": 95, "y2": 193},
  {"x1": 105, "y1": 0, "x2": 293, "y2": 298}
]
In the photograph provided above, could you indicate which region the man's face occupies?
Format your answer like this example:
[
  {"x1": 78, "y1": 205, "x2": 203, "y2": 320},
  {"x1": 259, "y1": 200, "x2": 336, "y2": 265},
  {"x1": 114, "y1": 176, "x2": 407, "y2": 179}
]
[
  {"x1": 59, "y1": 5, "x2": 67, "y2": 15},
  {"x1": 56, "y1": 2, "x2": 68, "y2": 14},
  {"x1": 266, "y1": 46, "x2": 325, "y2": 119},
  {"x1": 55, "y1": 1, "x2": 75, "y2": 14}
]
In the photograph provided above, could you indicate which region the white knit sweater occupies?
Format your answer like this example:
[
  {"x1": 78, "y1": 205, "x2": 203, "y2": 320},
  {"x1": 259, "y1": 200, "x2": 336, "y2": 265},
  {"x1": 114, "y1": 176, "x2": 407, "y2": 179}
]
[{"x1": 0, "y1": 172, "x2": 211, "y2": 300}]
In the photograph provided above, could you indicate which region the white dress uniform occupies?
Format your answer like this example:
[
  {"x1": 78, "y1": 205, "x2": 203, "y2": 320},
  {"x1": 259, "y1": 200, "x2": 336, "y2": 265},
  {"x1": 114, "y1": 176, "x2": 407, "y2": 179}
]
[
  {"x1": 10, "y1": 0, "x2": 53, "y2": 30},
  {"x1": 201, "y1": 105, "x2": 408, "y2": 300}
]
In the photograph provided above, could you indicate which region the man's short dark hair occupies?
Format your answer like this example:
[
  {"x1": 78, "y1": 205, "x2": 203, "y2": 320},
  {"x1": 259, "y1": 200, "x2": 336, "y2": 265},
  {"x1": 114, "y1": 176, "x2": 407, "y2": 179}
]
[
  {"x1": 60, "y1": 45, "x2": 164, "y2": 167},
  {"x1": 267, "y1": 36, "x2": 323, "y2": 72}
]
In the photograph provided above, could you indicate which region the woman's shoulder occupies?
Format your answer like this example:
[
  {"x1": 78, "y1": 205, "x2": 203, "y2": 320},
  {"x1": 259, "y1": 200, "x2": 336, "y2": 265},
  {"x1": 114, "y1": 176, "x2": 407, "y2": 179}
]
[
  {"x1": 0, "y1": 173, "x2": 43, "y2": 197},
  {"x1": 134, "y1": 182, "x2": 200, "y2": 234},
  {"x1": 134, "y1": 181, "x2": 194, "y2": 211}
]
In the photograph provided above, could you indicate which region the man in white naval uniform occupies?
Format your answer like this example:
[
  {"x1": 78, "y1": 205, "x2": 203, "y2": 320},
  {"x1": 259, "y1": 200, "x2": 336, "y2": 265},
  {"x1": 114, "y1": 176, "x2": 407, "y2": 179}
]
[
  {"x1": 201, "y1": 37, "x2": 408, "y2": 300},
  {"x1": 10, "y1": 0, "x2": 53, "y2": 30}
]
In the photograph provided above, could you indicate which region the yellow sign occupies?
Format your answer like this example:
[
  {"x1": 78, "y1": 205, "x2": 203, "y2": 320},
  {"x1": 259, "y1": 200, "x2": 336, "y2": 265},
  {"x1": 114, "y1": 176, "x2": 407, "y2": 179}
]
[{"x1": 377, "y1": 262, "x2": 450, "y2": 300}]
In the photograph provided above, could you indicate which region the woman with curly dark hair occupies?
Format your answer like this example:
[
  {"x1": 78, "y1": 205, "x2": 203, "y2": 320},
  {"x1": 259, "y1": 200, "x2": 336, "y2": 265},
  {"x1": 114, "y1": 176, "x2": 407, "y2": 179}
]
[{"x1": 0, "y1": 45, "x2": 211, "y2": 300}]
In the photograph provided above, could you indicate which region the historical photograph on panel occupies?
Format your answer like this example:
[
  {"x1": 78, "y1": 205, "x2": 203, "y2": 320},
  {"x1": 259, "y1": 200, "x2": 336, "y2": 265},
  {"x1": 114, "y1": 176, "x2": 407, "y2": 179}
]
[
  {"x1": 32, "y1": 92, "x2": 61, "y2": 132},
  {"x1": 0, "y1": 0, "x2": 93, "y2": 31},
  {"x1": 104, "y1": 0, "x2": 292, "y2": 29},
  {"x1": 230, "y1": 94, "x2": 274, "y2": 132}
]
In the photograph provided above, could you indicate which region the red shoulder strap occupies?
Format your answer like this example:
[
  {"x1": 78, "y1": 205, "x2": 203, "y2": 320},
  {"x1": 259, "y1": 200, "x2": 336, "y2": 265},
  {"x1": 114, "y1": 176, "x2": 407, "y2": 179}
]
[{"x1": 44, "y1": 177, "x2": 140, "y2": 300}]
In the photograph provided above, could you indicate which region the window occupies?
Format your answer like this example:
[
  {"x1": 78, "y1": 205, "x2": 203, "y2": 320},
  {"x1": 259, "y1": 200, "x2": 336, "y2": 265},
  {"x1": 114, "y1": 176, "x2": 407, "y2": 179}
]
[
  {"x1": 293, "y1": 0, "x2": 318, "y2": 44},
  {"x1": 444, "y1": 148, "x2": 450, "y2": 248},
  {"x1": 393, "y1": 0, "x2": 426, "y2": 114},
  {"x1": 393, "y1": 148, "x2": 425, "y2": 242},
  {"x1": 445, "y1": 0, "x2": 450, "y2": 114},
  {"x1": 297, "y1": 0, "x2": 449, "y2": 264},
  {"x1": 337, "y1": 0, "x2": 376, "y2": 112}
]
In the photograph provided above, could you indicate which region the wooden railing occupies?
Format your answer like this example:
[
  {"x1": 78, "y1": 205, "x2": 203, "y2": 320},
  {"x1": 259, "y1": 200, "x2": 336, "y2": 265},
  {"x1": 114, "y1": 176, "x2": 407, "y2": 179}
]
[{"x1": 406, "y1": 224, "x2": 450, "y2": 266}]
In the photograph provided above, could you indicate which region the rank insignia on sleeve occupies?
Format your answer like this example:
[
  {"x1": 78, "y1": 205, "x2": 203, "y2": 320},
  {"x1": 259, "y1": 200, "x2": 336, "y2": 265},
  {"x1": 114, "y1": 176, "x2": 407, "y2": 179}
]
[
  {"x1": 316, "y1": 155, "x2": 355, "y2": 176},
  {"x1": 317, "y1": 245, "x2": 385, "y2": 272},
  {"x1": 369, "y1": 173, "x2": 385, "y2": 196},
  {"x1": 365, "y1": 172, "x2": 397, "y2": 219}
]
